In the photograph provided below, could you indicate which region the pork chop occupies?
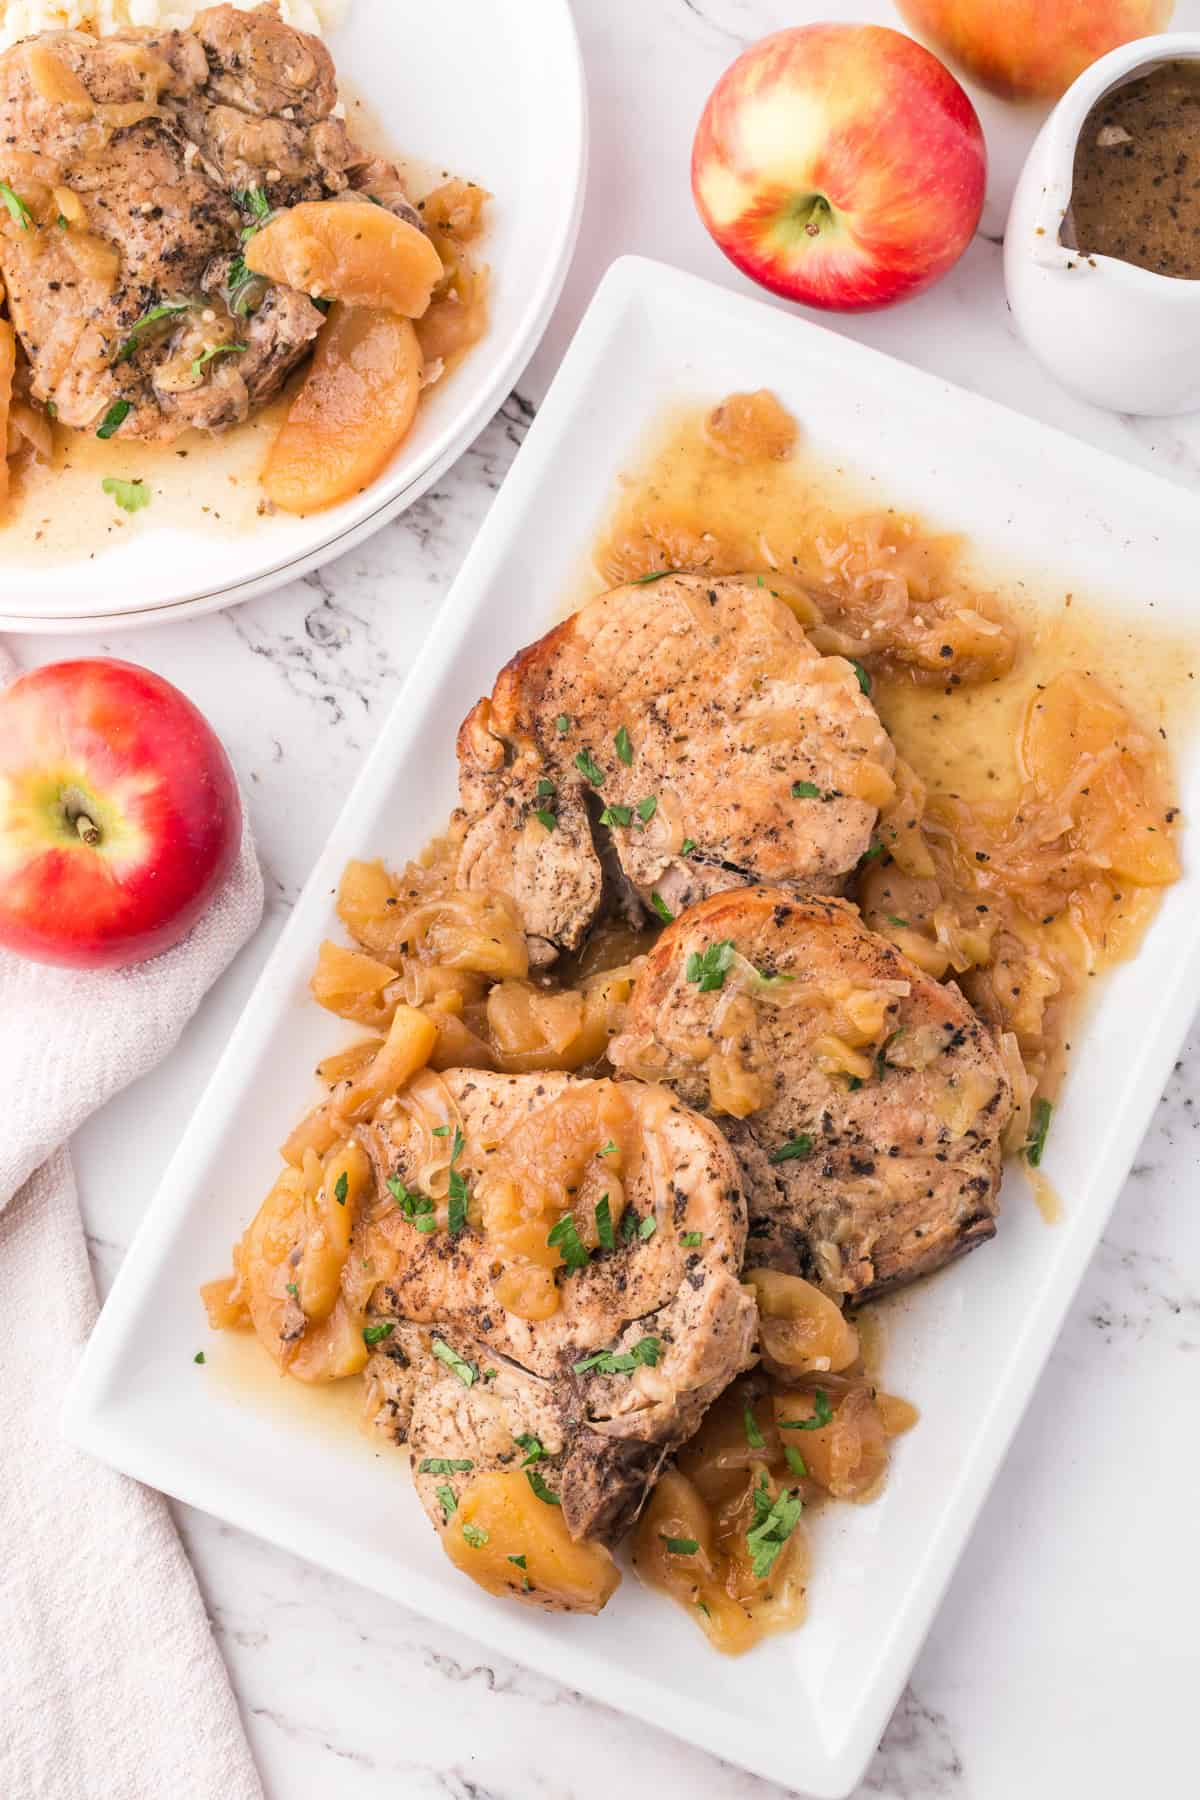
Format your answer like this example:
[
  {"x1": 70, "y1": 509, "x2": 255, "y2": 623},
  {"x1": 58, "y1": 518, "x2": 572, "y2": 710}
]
[
  {"x1": 455, "y1": 574, "x2": 896, "y2": 963},
  {"x1": 359, "y1": 1068, "x2": 757, "y2": 1544},
  {"x1": 0, "y1": 4, "x2": 417, "y2": 442},
  {"x1": 609, "y1": 887, "x2": 1013, "y2": 1302}
]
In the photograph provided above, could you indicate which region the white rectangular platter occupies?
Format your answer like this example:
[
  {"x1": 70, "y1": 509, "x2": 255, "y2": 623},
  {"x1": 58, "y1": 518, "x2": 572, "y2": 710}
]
[{"x1": 63, "y1": 257, "x2": 1200, "y2": 1798}]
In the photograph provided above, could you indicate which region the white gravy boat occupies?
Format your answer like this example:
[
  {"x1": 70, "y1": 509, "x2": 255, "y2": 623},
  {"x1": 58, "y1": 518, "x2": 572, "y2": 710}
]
[{"x1": 1005, "y1": 33, "x2": 1200, "y2": 415}]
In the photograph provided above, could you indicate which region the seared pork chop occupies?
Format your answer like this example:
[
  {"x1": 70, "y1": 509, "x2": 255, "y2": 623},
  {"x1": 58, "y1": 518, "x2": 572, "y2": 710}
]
[
  {"x1": 609, "y1": 887, "x2": 1013, "y2": 1302},
  {"x1": 359, "y1": 1068, "x2": 757, "y2": 1545},
  {"x1": 0, "y1": 4, "x2": 416, "y2": 442},
  {"x1": 455, "y1": 574, "x2": 895, "y2": 963}
]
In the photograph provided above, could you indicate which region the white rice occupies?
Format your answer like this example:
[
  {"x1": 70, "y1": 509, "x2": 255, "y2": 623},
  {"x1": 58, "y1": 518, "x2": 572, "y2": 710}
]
[{"x1": 0, "y1": 0, "x2": 348, "y2": 54}]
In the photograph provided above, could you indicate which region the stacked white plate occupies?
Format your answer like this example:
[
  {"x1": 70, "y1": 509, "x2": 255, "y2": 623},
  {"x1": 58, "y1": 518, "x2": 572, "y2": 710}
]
[{"x1": 0, "y1": 0, "x2": 586, "y2": 631}]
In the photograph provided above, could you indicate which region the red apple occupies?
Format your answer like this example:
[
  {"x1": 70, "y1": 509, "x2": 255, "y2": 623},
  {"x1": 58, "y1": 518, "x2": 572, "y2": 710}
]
[
  {"x1": 897, "y1": 0, "x2": 1174, "y2": 102},
  {"x1": 692, "y1": 23, "x2": 986, "y2": 312},
  {"x1": 0, "y1": 659, "x2": 241, "y2": 969}
]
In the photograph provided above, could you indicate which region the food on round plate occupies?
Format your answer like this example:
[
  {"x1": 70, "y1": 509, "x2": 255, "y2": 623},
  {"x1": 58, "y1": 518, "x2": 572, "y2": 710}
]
[
  {"x1": 692, "y1": 24, "x2": 986, "y2": 312},
  {"x1": 204, "y1": 389, "x2": 1182, "y2": 1651},
  {"x1": 0, "y1": 656, "x2": 240, "y2": 967},
  {"x1": 0, "y1": 1, "x2": 488, "y2": 521}
]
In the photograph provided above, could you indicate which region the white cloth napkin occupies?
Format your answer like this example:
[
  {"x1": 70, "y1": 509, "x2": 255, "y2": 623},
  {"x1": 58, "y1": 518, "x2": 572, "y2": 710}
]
[{"x1": 0, "y1": 648, "x2": 266, "y2": 1800}]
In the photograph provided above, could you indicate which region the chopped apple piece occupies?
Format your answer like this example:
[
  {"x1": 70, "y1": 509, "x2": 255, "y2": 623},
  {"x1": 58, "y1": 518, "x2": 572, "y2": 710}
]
[
  {"x1": 244, "y1": 200, "x2": 443, "y2": 315},
  {"x1": 262, "y1": 304, "x2": 423, "y2": 515}
]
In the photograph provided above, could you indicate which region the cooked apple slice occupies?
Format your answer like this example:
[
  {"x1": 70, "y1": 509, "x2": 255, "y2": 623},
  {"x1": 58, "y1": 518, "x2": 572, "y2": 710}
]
[
  {"x1": 244, "y1": 200, "x2": 443, "y2": 316},
  {"x1": 262, "y1": 304, "x2": 423, "y2": 515}
]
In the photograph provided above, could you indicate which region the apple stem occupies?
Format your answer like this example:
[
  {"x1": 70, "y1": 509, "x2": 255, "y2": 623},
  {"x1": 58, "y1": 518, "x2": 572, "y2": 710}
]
[
  {"x1": 74, "y1": 813, "x2": 102, "y2": 847},
  {"x1": 802, "y1": 195, "x2": 832, "y2": 239},
  {"x1": 61, "y1": 785, "x2": 102, "y2": 848}
]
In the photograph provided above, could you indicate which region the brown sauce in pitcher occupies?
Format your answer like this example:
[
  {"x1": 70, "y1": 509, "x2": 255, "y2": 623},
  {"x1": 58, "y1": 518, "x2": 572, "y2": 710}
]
[{"x1": 1067, "y1": 60, "x2": 1200, "y2": 278}]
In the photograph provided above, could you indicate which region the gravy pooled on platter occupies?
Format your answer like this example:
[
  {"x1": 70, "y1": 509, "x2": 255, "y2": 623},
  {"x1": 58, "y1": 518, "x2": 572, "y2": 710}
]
[{"x1": 1067, "y1": 59, "x2": 1200, "y2": 277}]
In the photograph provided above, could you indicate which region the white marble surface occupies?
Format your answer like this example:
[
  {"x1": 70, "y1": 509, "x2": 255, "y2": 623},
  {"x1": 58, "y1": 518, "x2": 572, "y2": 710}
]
[{"x1": 10, "y1": 2, "x2": 1200, "y2": 1796}]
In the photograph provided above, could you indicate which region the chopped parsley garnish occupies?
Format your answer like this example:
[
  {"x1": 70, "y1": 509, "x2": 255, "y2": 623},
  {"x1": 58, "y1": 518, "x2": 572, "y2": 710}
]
[
  {"x1": 362, "y1": 1322, "x2": 394, "y2": 1347},
  {"x1": 483, "y1": 1367, "x2": 498, "y2": 1381},
  {"x1": 599, "y1": 803, "x2": 633, "y2": 828},
  {"x1": 462, "y1": 1522, "x2": 489, "y2": 1549},
  {"x1": 419, "y1": 1457, "x2": 473, "y2": 1474},
  {"x1": 780, "y1": 1389, "x2": 834, "y2": 1432},
  {"x1": 536, "y1": 777, "x2": 556, "y2": 797},
  {"x1": 96, "y1": 400, "x2": 131, "y2": 440},
  {"x1": 514, "y1": 1434, "x2": 546, "y2": 1467},
  {"x1": 696, "y1": 1599, "x2": 711, "y2": 1618},
  {"x1": 649, "y1": 891, "x2": 674, "y2": 924},
  {"x1": 431, "y1": 1337, "x2": 477, "y2": 1387},
  {"x1": 436, "y1": 1485, "x2": 457, "y2": 1520},
  {"x1": 191, "y1": 341, "x2": 246, "y2": 380},
  {"x1": 547, "y1": 1210, "x2": 589, "y2": 1270},
  {"x1": 235, "y1": 185, "x2": 272, "y2": 222},
  {"x1": 615, "y1": 725, "x2": 633, "y2": 764},
  {"x1": 534, "y1": 808, "x2": 557, "y2": 832},
  {"x1": 886, "y1": 915, "x2": 910, "y2": 929},
  {"x1": 193, "y1": 1351, "x2": 206, "y2": 1365},
  {"x1": 636, "y1": 795, "x2": 658, "y2": 824},
  {"x1": 100, "y1": 477, "x2": 150, "y2": 514},
  {"x1": 681, "y1": 838, "x2": 696, "y2": 856},
  {"x1": 598, "y1": 1139, "x2": 618, "y2": 1157},
  {"x1": 858, "y1": 839, "x2": 885, "y2": 868},
  {"x1": 574, "y1": 747, "x2": 605, "y2": 786},
  {"x1": 0, "y1": 181, "x2": 32, "y2": 230},
  {"x1": 1025, "y1": 1097, "x2": 1052, "y2": 1168},
  {"x1": 334, "y1": 1170, "x2": 349, "y2": 1205},
  {"x1": 115, "y1": 302, "x2": 192, "y2": 363},
  {"x1": 632, "y1": 569, "x2": 672, "y2": 584},
  {"x1": 620, "y1": 1207, "x2": 640, "y2": 1244},
  {"x1": 746, "y1": 1475, "x2": 803, "y2": 1581},
  {"x1": 555, "y1": 714, "x2": 571, "y2": 734},
  {"x1": 431, "y1": 1125, "x2": 450, "y2": 1137},
  {"x1": 685, "y1": 938, "x2": 735, "y2": 992},
  {"x1": 743, "y1": 1405, "x2": 765, "y2": 1449},
  {"x1": 638, "y1": 1215, "x2": 657, "y2": 1241},
  {"x1": 573, "y1": 1336, "x2": 661, "y2": 1376},
  {"x1": 286, "y1": 1282, "x2": 298, "y2": 1298},
  {"x1": 785, "y1": 1446, "x2": 808, "y2": 1478},
  {"x1": 526, "y1": 1469, "x2": 561, "y2": 1506},
  {"x1": 448, "y1": 1180, "x2": 468, "y2": 1235},
  {"x1": 679, "y1": 1231, "x2": 702, "y2": 1248},
  {"x1": 660, "y1": 1535, "x2": 699, "y2": 1555},
  {"x1": 595, "y1": 1194, "x2": 614, "y2": 1249},
  {"x1": 768, "y1": 1133, "x2": 813, "y2": 1165},
  {"x1": 389, "y1": 1176, "x2": 436, "y2": 1231},
  {"x1": 850, "y1": 659, "x2": 872, "y2": 695},
  {"x1": 507, "y1": 1553, "x2": 527, "y2": 1569},
  {"x1": 791, "y1": 780, "x2": 822, "y2": 800},
  {"x1": 227, "y1": 256, "x2": 261, "y2": 316}
]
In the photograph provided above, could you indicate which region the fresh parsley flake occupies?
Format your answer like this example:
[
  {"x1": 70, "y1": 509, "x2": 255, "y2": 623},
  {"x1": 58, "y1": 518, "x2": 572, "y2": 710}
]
[
  {"x1": 115, "y1": 302, "x2": 192, "y2": 363},
  {"x1": 414, "y1": 1215, "x2": 438, "y2": 1233},
  {"x1": 100, "y1": 477, "x2": 150, "y2": 514},
  {"x1": 780, "y1": 1389, "x2": 834, "y2": 1432},
  {"x1": 599, "y1": 803, "x2": 633, "y2": 828},
  {"x1": 193, "y1": 1351, "x2": 206, "y2": 1365},
  {"x1": 636, "y1": 795, "x2": 657, "y2": 824},
  {"x1": 598, "y1": 1139, "x2": 618, "y2": 1157},
  {"x1": 858, "y1": 839, "x2": 885, "y2": 868},
  {"x1": 746, "y1": 1476, "x2": 803, "y2": 1580},
  {"x1": 886, "y1": 915, "x2": 910, "y2": 928},
  {"x1": 96, "y1": 400, "x2": 131, "y2": 440},
  {"x1": 574, "y1": 747, "x2": 605, "y2": 786},
  {"x1": 1025, "y1": 1097, "x2": 1052, "y2": 1168},
  {"x1": 620, "y1": 1208, "x2": 640, "y2": 1244},
  {"x1": 362, "y1": 1322, "x2": 394, "y2": 1347},
  {"x1": 768, "y1": 1133, "x2": 813, "y2": 1165},
  {"x1": 431, "y1": 1125, "x2": 450, "y2": 1137},
  {"x1": 679, "y1": 1231, "x2": 702, "y2": 1248},
  {"x1": 419, "y1": 1457, "x2": 473, "y2": 1474},
  {"x1": 649, "y1": 891, "x2": 674, "y2": 924},
  {"x1": 547, "y1": 1210, "x2": 589, "y2": 1270},
  {"x1": 555, "y1": 714, "x2": 571, "y2": 734},
  {"x1": 661, "y1": 1535, "x2": 699, "y2": 1555},
  {"x1": 432, "y1": 1337, "x2": 478, "y2": 1387},
  {"x1": 507, "y1": 1553, "x2": 527, "y2": 1568},
  {"x1": 514, "y1": 1434, "x2": 546, "y2": 1467},
  {"x1": 791, "y1": 780, "x2": 822, "y2": 800},
  {"x1": 785, "y1": 1446, "x2": 808, "y2": 1478},
  {"x1": 235, "y1": 185, "x2": 272, "y2": 221},
  {"x1": 743, "y1": 1405, "x2": 765, "y2": 1449},
  {"x1": 334, "y1": 1170, "x2": 349, "y2": 1205},
  {"x1": 536, "y1": 776, "x2": 556, "y2": 797},
  {"x1": 595, "y1": 1194, "x2": 614, "y2": 1250},
  {"x1": 685, "y1": 939, "x2": 735, "y2": 992},
  {"x1": 191, "y1": 341, "x2": 246, "y2": 380},
  {"x1": 850, "y1": 658, "x2": 872, "y2": 695},
  {"x1": 448, "y1": 1166, "x2": 469, "y2": 1236},
  {"x1": 286, "y1": 1282, "x2": 298, "y2": 1298},
  {"x1": 696, "y1": 1599, "x2": 711, "y2": 1618},
  {"x1": 638, "y1": 1214, "x2": 657, "y2": 1241},
  {"x1": 632, "y1": 569, "x2": 672, "y2": 583},
  {"x1": 573, "y1": 1336, "x2": 661, "y2": 1376},
  {"x1": 436, "y1": 1485, "x2": 457, "y2": 1520},
  {"x1": 681, "y1": 838, "x2": 696, "y2": 856},
  {"x1": 533, "y1": 808, "x2": 557, "y2": 831},
  {"x1": 462, "y1": 1522, "x2": 489, "y2": 1548},
  {"x1": 526, "y1": 1469, "x2": 561, "y2": 1506},
  {"x1": 615, "y1": 725, "x2": 633, "y2": 764},
  {"x1": 0, "y1": 181, "x2": 32, "y2": 230}
]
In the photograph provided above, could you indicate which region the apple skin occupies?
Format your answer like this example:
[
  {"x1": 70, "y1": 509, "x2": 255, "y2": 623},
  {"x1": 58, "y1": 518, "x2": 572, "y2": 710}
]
[
  {"x1": 897, "y1": 0, "x2": 1175, "y2": 101},
  {"x1": 692, "y1": 24, "x2": 987, "y2": 314},
  {"x1": 0, "y1": 659, "x2": 241, "y2": 970}
]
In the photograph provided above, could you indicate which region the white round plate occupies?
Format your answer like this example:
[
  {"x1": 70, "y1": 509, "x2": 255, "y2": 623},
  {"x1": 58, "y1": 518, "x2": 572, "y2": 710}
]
[{"x1": 0, "y1": 0, "x2": 586, "y2": 631}]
